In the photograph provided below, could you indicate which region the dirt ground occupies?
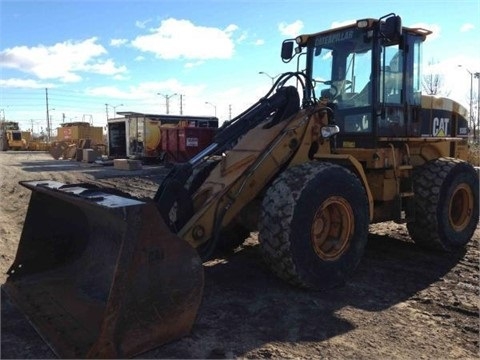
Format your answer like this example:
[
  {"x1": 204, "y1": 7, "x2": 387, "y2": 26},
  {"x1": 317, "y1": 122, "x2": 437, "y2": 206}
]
[{"x1": 0, "y1": 151, "x2": 479, "y2": 359}]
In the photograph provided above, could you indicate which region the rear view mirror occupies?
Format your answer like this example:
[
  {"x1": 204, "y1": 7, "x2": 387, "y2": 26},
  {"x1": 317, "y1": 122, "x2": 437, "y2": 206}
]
[
  {"x1": 281, "y1": 40, "x2": 294, "y2": 61},
  {"x1": 382, "y1": 15, "x2": 402, "y2": 41}
]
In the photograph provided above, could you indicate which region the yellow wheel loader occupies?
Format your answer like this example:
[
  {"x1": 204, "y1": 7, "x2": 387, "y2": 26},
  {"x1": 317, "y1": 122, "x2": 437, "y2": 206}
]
[{"x1": 3, "y1": 14, "x2": 478, "y2": 358}]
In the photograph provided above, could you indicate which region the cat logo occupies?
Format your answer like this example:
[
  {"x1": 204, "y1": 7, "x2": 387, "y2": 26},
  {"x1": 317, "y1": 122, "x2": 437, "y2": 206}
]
[{"x1": 432, "y1": 117, "x2": 450, "y2": 137}]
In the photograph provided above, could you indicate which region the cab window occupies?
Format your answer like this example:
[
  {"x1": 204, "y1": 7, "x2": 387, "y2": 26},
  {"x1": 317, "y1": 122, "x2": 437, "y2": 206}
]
[{"x1": 380, "y1": 45, "x2": 403, "y2": 104}]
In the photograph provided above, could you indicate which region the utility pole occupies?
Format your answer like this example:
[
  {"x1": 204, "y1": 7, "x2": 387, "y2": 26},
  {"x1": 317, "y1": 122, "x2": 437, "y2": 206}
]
[
  {"x1": 157, "y1": 93, "x2": 177, "y2": 114},
  {"x1": 179, "y1": 94, "x2": 184, "y2": 115},
  {"x1": 45, "y1": 88, "x2": 50, "y2": 142},
  {"x1": 229, "y1": 104, "x2": 232, "y2": 120},
  {"x1": 105, "y1": 103, "x2": 110, "y2": 121}
]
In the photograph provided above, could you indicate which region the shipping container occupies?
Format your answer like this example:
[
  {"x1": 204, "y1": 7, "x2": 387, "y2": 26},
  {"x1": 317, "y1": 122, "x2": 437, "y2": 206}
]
[
  {"x1": 107, "y1": 119, "x2": 127, "y2": 158},
  {"x1": 161, "y1": 127, "x2": 216, "y2": 162},
  {"x1": 55, "y1": 122, "x2": 103, "y2": 143},
  {"x1": 107, "y1": 112, "x2": 218, "y2": 161}
]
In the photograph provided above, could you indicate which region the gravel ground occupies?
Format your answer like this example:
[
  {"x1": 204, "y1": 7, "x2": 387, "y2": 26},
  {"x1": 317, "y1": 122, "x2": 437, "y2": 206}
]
[{"x1": 1, "y1": 151, "x2": 478, "y2": 359}]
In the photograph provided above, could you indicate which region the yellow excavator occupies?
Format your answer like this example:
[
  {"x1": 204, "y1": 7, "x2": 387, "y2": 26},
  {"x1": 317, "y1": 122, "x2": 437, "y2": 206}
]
[{"x1": 3, "y1": 14, "x2": 478, "y2": 358}]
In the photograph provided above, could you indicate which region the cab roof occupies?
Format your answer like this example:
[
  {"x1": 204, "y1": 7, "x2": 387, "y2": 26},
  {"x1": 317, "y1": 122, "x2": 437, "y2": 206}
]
[{"x1": 295, "y1": 18, "x2": 432, "y2": 46}]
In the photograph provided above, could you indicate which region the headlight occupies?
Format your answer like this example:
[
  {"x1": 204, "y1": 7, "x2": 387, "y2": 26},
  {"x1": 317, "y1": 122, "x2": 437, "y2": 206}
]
[
  {"x1": 356, "y1": 20, "x2": 369, "y2": 28},
  {"x1": 321, "y1": 125, "x2": 340, "y2": 138},
  {"x1": 295, "y1": 35, "x2": 309, "y2": 46}
]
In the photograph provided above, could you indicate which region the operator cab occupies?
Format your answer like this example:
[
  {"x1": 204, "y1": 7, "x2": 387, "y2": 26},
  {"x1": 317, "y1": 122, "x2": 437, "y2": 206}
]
[{"x1": 283, "y1": 14, "x2": 432, "y2": 148}]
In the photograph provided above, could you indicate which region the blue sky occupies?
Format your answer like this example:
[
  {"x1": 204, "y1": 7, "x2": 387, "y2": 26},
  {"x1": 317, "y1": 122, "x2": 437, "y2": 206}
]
[{"x1": 1, "y1": 0, "x2": 479, "y2": 132}]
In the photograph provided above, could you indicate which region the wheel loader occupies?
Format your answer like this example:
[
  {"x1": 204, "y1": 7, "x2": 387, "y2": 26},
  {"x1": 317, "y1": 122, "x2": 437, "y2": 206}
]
[
  {"x1": 3, "y1": 13, "x2": 478, "y2": 359},
  {"x1": 0, "y1": 121, "x2": 32, "y2": 151}
]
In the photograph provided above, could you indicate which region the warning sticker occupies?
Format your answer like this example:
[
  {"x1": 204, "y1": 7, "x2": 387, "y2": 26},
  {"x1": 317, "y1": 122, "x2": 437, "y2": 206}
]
[{"x1": 186, "y1": 137, "x2": 199, "y2": 147}]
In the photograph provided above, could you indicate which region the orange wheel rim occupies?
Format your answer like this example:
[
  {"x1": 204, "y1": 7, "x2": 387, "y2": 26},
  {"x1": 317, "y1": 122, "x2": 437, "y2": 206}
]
[
  {"x1": 311, "y1": 196, "x2": 354, "y2": 261},
  {"x1": 449, "y1": 183, "x2": 474, "y2": 231}
]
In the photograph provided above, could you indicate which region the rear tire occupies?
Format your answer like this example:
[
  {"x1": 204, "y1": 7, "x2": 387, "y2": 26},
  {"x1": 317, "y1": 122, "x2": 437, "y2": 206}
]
[
  {"x1": 407, "y1": 157, "x2": 479, "y2": 251},
  {"x1": 259, "y1": 162, "x2": 369, "y2": 290}
]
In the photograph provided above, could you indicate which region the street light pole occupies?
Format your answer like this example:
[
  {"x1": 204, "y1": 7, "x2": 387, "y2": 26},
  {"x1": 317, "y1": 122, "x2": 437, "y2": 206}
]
[
  {"x1": 105, "y1": 103, "x2": 124, "y2": 120},
  {"x1": 259, "y1": 71, "x2": 280, "y2": 85},
  {"x1": 157, "y1": 93, "x2": 177, "y2": 114},
  {"x1": 205, "y1": 101, "x2": 217, "y2": 117},
  {"x1": 468, "y1": 70, "x2": 473, "y2": 130},
  {"x1": 475, "y1": 72, "x2": 480, "y2": 141},
  {"x1": 113, "y1": 103, "x2": 124, "y2": 118},
  {"x1": 459, "y1": 65, "x2": 479, "y2": 139}
]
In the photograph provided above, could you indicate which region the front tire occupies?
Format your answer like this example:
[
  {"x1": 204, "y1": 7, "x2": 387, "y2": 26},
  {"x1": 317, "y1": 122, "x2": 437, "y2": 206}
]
[
  {"x1": 259, "y1": 162, "x2": 369, "y2": 290},
  {"x1": 407, "y1": 157, "x2": 479, "y2": 251}
]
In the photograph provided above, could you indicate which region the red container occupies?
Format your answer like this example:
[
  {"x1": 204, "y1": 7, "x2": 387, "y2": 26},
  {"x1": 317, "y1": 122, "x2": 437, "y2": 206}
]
[{"x1": 161, "y1": 127, "x2": 216, "y2": 162}]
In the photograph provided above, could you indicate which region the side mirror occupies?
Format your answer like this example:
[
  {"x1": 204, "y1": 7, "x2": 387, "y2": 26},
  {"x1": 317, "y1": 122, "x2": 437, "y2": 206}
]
[
  {"x1": 281, "y1": 40, "x2": 294, "y2": 61},
  {"x1": 382, "y1": 15, "x2": 402, "y2": 41}
]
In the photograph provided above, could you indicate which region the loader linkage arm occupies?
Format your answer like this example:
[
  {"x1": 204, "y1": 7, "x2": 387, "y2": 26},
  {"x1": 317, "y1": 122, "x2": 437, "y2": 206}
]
[{"x1": 154, "y1": 84, "x2": 301, "y2": 230}]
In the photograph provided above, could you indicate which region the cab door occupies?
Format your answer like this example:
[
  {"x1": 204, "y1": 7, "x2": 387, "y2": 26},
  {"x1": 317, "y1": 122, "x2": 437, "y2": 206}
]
[
  {"x1": 378, "y1": 43, "x2": 407, "y2": 137},
  {"x1": 378, "y1": 33, "x2": 424, "y2": 138}
]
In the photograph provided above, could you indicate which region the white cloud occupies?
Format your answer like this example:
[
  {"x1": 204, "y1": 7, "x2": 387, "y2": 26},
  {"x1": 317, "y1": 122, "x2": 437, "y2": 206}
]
[
  {"x1": 131, "y1": 18, "x2": 237, "y2": 60},
  {"x1": 113, "y1": 74, "x2": 129, "y2": 81},
  {"x1": 225, "y1": 24, "x2": 239, "y2": 34},
  {"x1": 254, "y1": 39, "x2": 265, "y2": 46},
  {"x1": 236, "y1": 31, "x2": 248, "y2": 43},
  {"x1": 135, "y1": 19, "x2": 151, "y2": 29},
  {"x1": 185, "y1": 61, "x2": 205, "y2": 68},
  {"x1": 86, "y1": 59, "x2": 127, "y2": 75},
  {"x1": 86, "y1": 85, "x2": 129, "y2": 99},
  {"x1": 86, "y1": 79, "x2": 205, "y2": 103},
  {"x1": 0, "y1": 38, "x2": 127, "y2": 82},
  {"x1": 278, "y1": 20, "x2": 304, "y2": 37},
  {"x1": 82, "y1": 79, "x2": 210, "y2": 117},
  {"x1": 110, "y1": 38, "x2": 128, "y2": 47},
  {"x1": 460, "y1": 23, "x2": 475, "y2": 32},
  {"x1": 0, "y1": 78, "x2": 55, "y2": 89}
]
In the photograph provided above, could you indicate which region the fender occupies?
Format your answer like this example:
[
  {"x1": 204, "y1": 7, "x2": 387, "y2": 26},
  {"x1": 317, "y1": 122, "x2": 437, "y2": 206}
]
[{"x1": 313, "y1": 153, "x2": 374, "y2": 221}]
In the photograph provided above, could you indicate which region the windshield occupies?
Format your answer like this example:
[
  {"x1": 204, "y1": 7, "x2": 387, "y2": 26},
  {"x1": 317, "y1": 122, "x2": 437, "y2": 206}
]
[{"x1": 311, "y1": 27, "x2": 373, "y2": 109}]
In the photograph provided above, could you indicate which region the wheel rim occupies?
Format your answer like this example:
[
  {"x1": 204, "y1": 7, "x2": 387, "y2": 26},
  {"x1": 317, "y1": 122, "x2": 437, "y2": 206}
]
[
  {"x1": 311, "y1": 196, "x2": 354, "y2": 261},
  {"x1": 449, "y1": 183, "x2": 474, "y2": 231}
]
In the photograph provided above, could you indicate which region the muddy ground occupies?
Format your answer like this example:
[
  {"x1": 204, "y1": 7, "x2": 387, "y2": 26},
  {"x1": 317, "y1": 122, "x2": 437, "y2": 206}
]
[{"x1": 0, "y1": 151, "x2": 478, "y2": 359}]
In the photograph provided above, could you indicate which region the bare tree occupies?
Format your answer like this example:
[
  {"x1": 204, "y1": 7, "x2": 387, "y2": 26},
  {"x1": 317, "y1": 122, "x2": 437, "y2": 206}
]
[
  {"x1": 423, "y1": 73, "x2": 441, "y2": 95},
  {"x1": 422, "y1": 59, "x2": 450, "y2": 96}
]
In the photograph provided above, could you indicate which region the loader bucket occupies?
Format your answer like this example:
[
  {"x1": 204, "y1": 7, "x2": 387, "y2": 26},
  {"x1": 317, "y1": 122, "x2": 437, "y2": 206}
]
[{"x1": 2, "y1": 180, "x2": 204, "y2": 359}]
